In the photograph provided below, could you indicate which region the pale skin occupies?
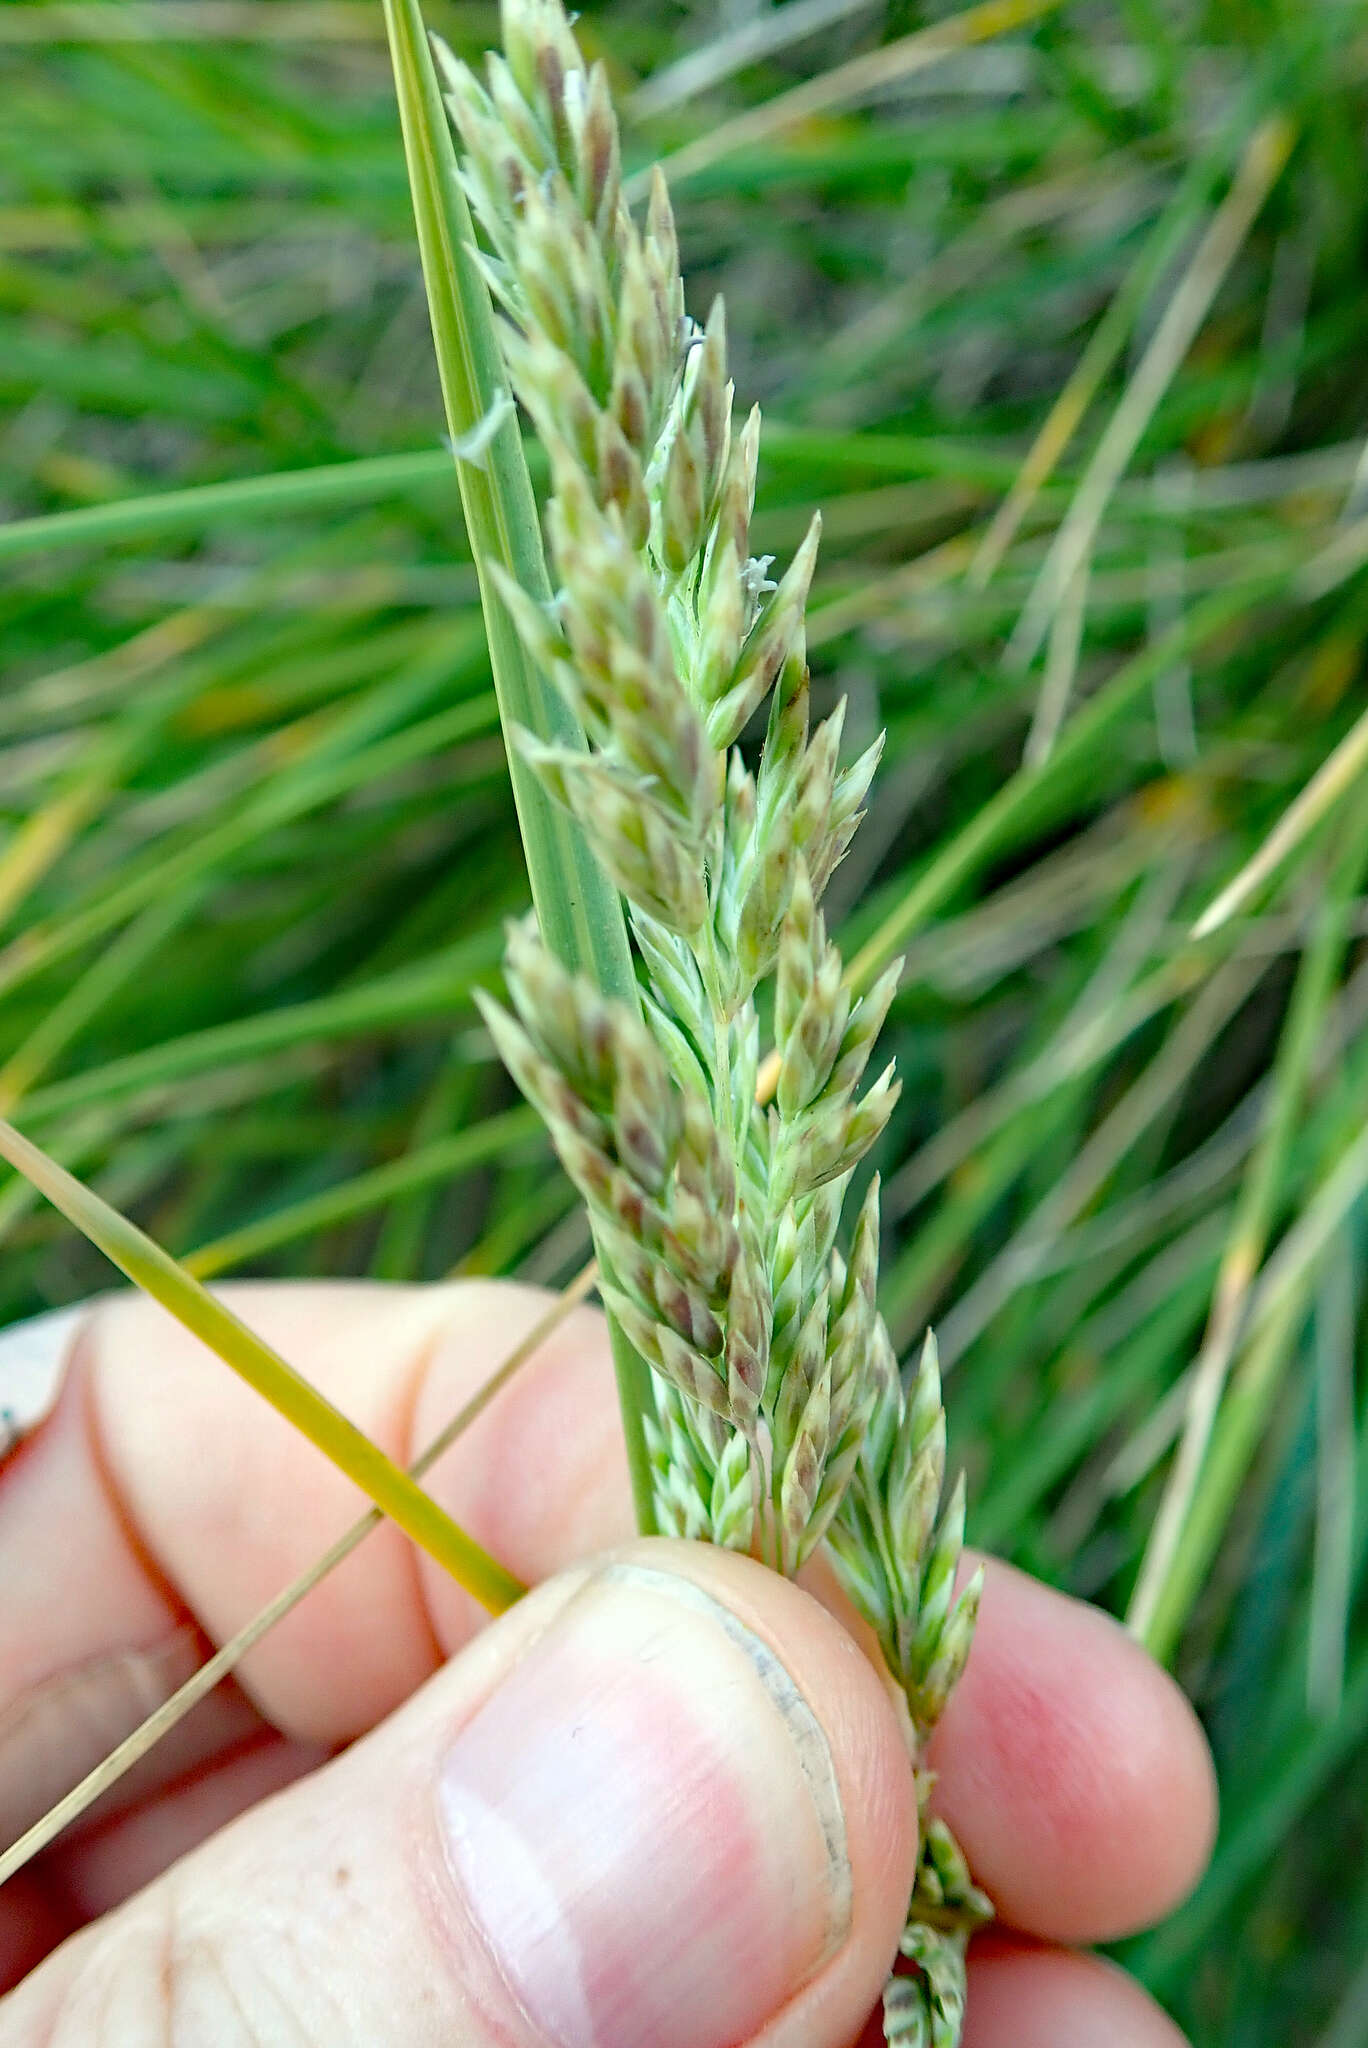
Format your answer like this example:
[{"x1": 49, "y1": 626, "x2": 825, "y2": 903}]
[{"x1": 0, "y1": 1280, "x2": 1217, "y2": 2046}]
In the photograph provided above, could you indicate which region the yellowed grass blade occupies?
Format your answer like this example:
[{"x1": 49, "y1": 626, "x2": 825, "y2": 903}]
[
  {"x1": 0, "y1": 1117, "x2": 524, "y2": 1615},
  {"x1": 1191, "y1": 700, "x2": 1368, "y2": 938}
]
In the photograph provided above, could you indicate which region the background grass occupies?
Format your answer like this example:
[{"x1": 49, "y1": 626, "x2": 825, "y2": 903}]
[{"x1": 4, "y1": 0, "x2": 1368, "y2": 2036}]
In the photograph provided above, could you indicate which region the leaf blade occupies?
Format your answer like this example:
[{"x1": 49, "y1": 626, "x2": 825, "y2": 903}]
[{"x1": 0, "y1": 1116, "x2": 524, "y2": 1615}]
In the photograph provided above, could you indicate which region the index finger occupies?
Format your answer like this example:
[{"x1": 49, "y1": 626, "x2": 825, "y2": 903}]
[{"x1": 927, "y1": 1555, "x2": 1217, "y2": 1945}]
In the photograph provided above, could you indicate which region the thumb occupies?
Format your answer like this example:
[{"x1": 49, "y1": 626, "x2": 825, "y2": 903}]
[{"x1": 7, "y1": 1540, "x2": 919, "y2": 2048}]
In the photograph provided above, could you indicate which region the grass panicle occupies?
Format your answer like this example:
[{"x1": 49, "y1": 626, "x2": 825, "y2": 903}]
[{"x1": 440, "y1": 3, "x2": 984, "y2": 2029}]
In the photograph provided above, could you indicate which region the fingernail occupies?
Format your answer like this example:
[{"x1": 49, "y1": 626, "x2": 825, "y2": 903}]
[
  {"x1": 0, "y1": 1305, "x2": 89, "y2": 1464},
  {"x1": 438, "y1": 1560, "x2": 851, "y2": 2048}
]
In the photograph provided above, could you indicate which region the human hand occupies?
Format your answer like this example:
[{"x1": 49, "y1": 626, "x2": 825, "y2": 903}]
[{"x1": 0, "y1": 1282, "x2": 1214, "y2": 2046}]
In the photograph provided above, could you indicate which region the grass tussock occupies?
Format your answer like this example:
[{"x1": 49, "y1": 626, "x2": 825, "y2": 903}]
[{"x1": 3, "y1": 1, "x2": 1368, "y2": 2037}]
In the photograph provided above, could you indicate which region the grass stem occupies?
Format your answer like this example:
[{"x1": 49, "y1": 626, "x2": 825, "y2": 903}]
[{"x1": 381, "y1": 0, "x2": 657, "y2": 1531}]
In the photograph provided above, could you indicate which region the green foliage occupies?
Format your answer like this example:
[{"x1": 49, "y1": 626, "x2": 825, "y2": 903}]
[{"x1": 4, "y1": 1, "x2": 1368, "y2": 2038}]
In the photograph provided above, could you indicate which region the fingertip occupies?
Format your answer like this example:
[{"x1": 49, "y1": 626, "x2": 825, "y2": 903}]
[
  {"x1": 964, "y1": 1937, "x2": 1191, "y2": 2047},
  {"x1": 929, "y1": 1558, "x2": 1216, "y2": 1944}
]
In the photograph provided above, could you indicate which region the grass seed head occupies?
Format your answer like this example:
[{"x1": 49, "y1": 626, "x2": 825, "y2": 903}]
[{"x1": 452, "y1": 5, "x2": 984, "y2": 2021}]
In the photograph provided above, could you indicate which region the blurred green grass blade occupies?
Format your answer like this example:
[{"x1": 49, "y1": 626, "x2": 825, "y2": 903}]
[
  {"x1": 1131, "y1": 820, "x2": 1368, "y2": 1646},
  {"x1": 381, "y1": 0, "x2": 655, "y2": 1530},
  {"x1": 455, "y1": 1171, "x2": 577, "y2": 1277},
  {"x1": 0, "y1": 886, "x2": 204, "y2": 1115},
  {"x1": 0, "y1": 686, "x2": 497, "y2": 1005},
  {"x1": 844, "y1": 570, "x2": 1288, "y2": 992},
  {"x1": 765, "y1": 423, "x2": 1021, "y2": 490},
  {"x1": 890, "y1": 902, "x2": 1198, "y2": 1216},
  {"x1": 1010, "y1": 113, "x2": 1297, "y2": 701},
  {"x1": 971, "y1": 66, "x2": 1288, "y2": 585},
  {"x1": 0, "y1": 450, "x2": 460, "y2": 561},
  {"x1": 1317, "y1": 1952, "x2": 1368, "y2": 2048},
  {"x1": 1140, "y1": 1154, "x2": 1357, "y2": 1672},
  {"x1": 185, "y1": 1103, "x2": 541, "y2": 1276},
  {"x1": 972, "y1": 1258, "x2": 1216, "y2": 1552},
  {"x1": 1192, "y1": 696, "x2": 1368, "y2": 938},
  {"x1": 1309, "y1": 1229, "x2": 1356, "y2": 1716},
  {"x1": 0, "y1": 727, "x2": 135, "y2": 930},
  {"x1": 19, "y1": 934, "x2": 502, "y2": 1123},
  {"x1": 938, "y1": 947, "x2": 1264, "y2": 1367},
  {"x1": 0, "y1": 1114, "x2": 524, "y2": 1613},
  {"x1": 882, "y1": 1102, "x2": 1051, "y2": 1340},
  {"x1": 1133, "y1": 1632, "x2": 1368, "y2": 1996},
  {"x1": 627, "y1": 0, "x2": 882, "y2": 121},
  {"x1": 642, "y1": 0, "x2": 1068, "y2": 199},
  {"x1": 370, "y1": 1043, "x2": 483, "y2": 1278},
  {"x1": 1135, "y1": 808, "x2": 1368, "y2": 1660}
]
